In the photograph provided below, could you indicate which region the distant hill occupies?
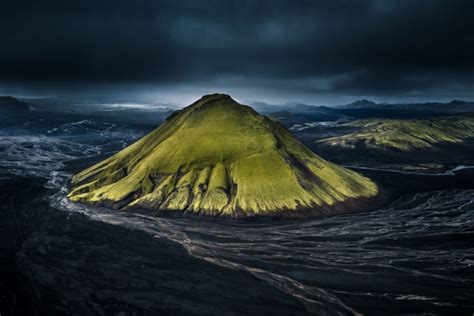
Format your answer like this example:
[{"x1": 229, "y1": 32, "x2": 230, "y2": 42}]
[
  {"x1": 68, "y1": 94, "x2": 378, "y2": 218},
  {"x1": 0, "y1": 96, "x2": 31, "y2": 114},
  {"x1": 316, "y1": 115, "x2": 474, "y2": 151}
]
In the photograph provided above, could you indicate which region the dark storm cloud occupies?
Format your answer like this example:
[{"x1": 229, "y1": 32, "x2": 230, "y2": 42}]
[{"x1": 1, "y1": 0, "x2": 474, "y2": 101}]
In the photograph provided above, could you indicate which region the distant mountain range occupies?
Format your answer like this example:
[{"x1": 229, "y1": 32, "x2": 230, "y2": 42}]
[
  {"x1": 251, "y1": 101, "x2": 334, "y2": 114},
  {"x1": 2, "y1": 95, "x2": 473, "y2": 116},
  {"x1": 251, "y1": 99, "x2": 474, "y2": 115},
  {"x1": 338, "y1": 99, "x2": 474, "y2": 112}
]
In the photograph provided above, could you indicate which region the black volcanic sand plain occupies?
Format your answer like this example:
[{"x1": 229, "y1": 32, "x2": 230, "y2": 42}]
[{"x1": 1, "y1": 97, "x2": 474, "y2": 315}]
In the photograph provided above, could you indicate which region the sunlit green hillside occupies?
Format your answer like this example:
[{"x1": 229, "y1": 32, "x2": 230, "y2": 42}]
[
  {"x1": 317, "y1": 116, "x2": 474, "y2": 151},
  {"x1": 68, "y1": 94, "x2": 378, "y2": 218}
]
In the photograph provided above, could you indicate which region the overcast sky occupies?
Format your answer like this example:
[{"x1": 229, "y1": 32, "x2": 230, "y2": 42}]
[{"x1": 1, "y1": 0, "x2": 473, "y2": 105}]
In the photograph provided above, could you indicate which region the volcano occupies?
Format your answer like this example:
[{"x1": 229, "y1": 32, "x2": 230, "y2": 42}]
[{"x1": 68, "y1": 94, "x2": 378, "y2": 218}]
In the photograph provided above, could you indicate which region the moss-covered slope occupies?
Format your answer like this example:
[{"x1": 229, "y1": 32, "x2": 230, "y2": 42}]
[
  {"x1": 68, "y1": 94, "x2": 378, "y2": 218},
  {"x1": 317, "y1": 116, "x2": 474, "y2": 152}
]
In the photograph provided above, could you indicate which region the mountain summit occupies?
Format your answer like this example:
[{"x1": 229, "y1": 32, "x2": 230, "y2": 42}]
[
  {"x1": 0, "y1": 96, "x2": 31, "y2": 113},
  {"x1": 68, "y1": 94, "x2": 378, "y2": 218},
  {"x1": 341, "y1": 99, "x2": 378, "y2": 109}
]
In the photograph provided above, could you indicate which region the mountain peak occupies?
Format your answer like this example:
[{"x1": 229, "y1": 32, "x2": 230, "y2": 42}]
[
  {"x1": 196, "y1": 93, "x2": 234, "y2": 106},
  {"x1": 0, "y1": 96, "x2": 31, "y2": 112},
  {"x1": 200, "y1": 93, "x2": 232, "y2": 100},
  {"x1": 345, "y1": 99, "x2": 378, "y2": 108},
  {"x1": 179, "y1": 93, "x2": 261, "y2": 124},
  {"x1": 68, "y1": 94, "x2": 378, "y2": 218}
]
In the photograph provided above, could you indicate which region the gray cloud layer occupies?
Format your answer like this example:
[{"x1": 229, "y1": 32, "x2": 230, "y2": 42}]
[{"x1": 1, "y1": 0, "x2": 473, "y2": 103}]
